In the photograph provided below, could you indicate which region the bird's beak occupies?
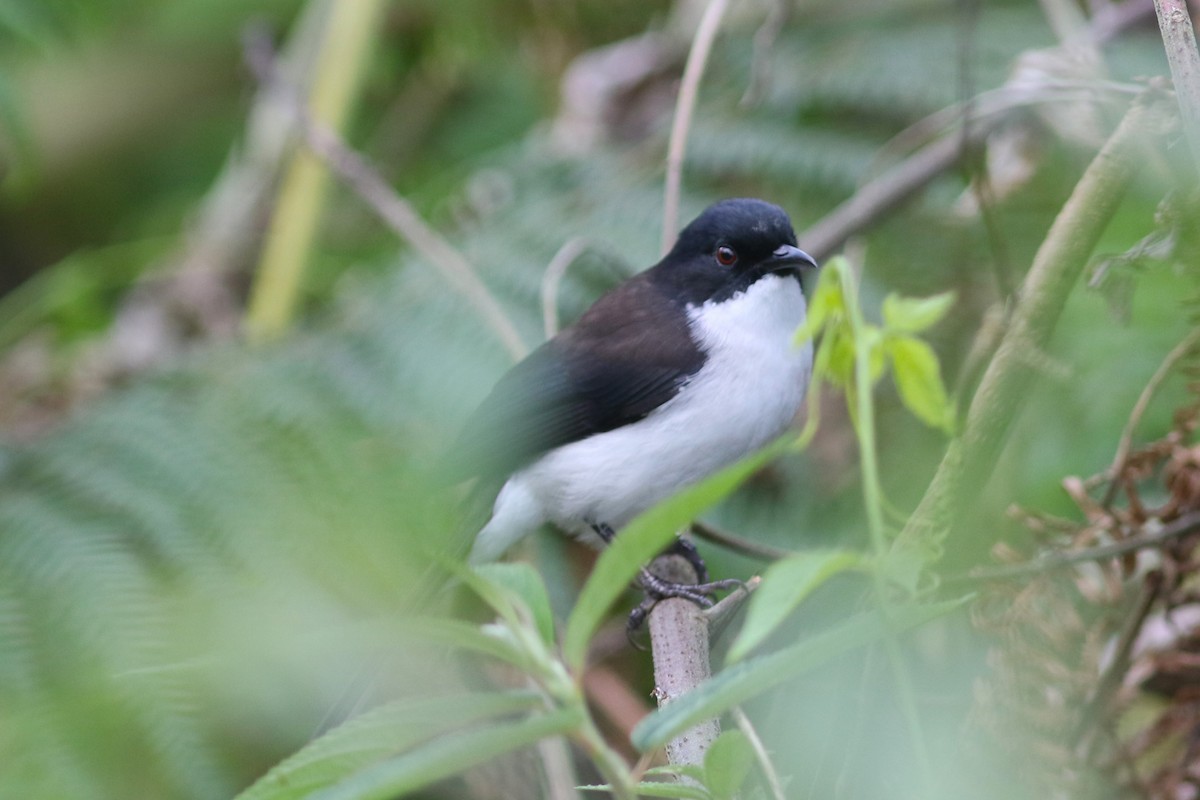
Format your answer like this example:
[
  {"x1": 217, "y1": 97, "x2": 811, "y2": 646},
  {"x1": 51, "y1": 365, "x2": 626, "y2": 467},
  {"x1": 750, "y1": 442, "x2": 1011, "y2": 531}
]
[{"x1": 766, "y1": 244, "x2": 818, "y2": 273}]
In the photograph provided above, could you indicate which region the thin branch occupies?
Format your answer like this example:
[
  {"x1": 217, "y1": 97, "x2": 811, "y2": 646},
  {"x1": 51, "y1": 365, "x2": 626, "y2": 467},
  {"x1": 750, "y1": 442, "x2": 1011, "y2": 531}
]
[
  {"x1": 1074, "y1": 571, "x2": 1162, "y2": 760},
  {"x1": 541, "y1": 237, "x2": 590, "y2": 339},
  {"x1": 537, "y1": 735, "x2": 581, "y2": 800},
  {"x1": 243, "y1": 27, "x2": 528, "y2": 361},
  {"x1": 799, "y1": 133, "x2": 969, "y2": 262},
  {"x1": 952, "y1": 510, "x2": 1200, "y2": 582},
  {"x1": 1101, "y1": 326, "x2": 1200, "y2": 507},
  {"x1": 798, "y1": 1, "x2": 1152, "y2": 262},
  {"x1": 703, "y1": 575, "x2": 759, "y2": 644},
  {"x1": 732, "y1": 706, "x2": 786, "y2": 800},
  {"x1": 662, "y1": 0, "x2": 728, "y2": 255},
  {"x1": 740, "y1": 0, "x2": 789, "y2": 108},
  {"x1": 1153, "y1": 0, "x2": 1200, "y2": 170},
  {"x1": 690, "y1": 520, "x2": 793, "y2": 561}
]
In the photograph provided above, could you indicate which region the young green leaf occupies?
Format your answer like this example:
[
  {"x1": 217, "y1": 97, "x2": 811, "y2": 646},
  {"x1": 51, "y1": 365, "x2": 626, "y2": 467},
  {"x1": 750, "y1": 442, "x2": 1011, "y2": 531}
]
[
  {"x1": 563, "y1": 437, "x2": 792, "y2": 671},
  {"x1": 472, "y1": 562, "x2": 556, "y2": 645},
  {"x1": 308, "y1": 707, "x2": 584, "y2": 800},
  {"x1": 792, "y1": 262, "x2": 845, "y2": 344},
  {"x1": 885, "y1": 335, "x2": 954, "y2": 433},
  {"x1": 881, "y1": 291, "x2": 954, "y2": 333},
  {"x1": 632, "y1": 597, "x2": 969, "y2": 751},
  {"x1": 703, "y1": 730, "x2": 754, "y2": 800},
  {"x1": 235, "y1": 691, "x2": 543, "y2": 800},
  {"x1": 726, "y1": 549, "x2": 864, "y2": 662}
]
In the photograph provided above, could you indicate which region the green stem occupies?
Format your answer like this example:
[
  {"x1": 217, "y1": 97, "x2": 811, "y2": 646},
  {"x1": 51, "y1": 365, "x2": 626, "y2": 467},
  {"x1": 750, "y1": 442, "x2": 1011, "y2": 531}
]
[
  {"x1": 840, "y1": 263, "x2": 886, "y2": 556},
  {"x1": 245, "y1": 0, "x2": 385, "y2": 342},
  {"x1": 841, "y1": 260, "x2": 935, "y2": 790},
  {"x1": 574, "y1": 716, "x2": 636, "y2": 800}
]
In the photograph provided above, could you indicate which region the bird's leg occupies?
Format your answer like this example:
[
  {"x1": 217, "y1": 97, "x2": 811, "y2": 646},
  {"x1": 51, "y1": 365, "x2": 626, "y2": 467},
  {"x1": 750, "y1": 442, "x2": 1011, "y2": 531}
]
[{"x1": 590, "y1": 523, "x2": 745, "y2": 634}]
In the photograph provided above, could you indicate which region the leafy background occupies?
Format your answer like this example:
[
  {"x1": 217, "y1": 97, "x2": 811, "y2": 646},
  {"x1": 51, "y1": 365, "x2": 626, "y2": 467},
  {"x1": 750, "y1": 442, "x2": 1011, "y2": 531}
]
[{"x1": 0, "y1": 0, "x2": 1195, "y2": 797}]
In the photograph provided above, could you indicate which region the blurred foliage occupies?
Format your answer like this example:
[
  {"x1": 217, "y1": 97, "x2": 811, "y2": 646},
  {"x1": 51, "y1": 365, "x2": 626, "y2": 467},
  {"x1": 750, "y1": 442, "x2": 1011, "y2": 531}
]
[{"x1": 0, "y1": 0, "x2": 1197, "y2": 797}]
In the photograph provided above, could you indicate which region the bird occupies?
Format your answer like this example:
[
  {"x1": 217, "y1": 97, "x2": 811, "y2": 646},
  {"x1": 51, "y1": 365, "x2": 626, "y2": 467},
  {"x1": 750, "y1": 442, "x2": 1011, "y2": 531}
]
[{"x1": 455, "y1": 198, "x2": 817, "y2": 597}]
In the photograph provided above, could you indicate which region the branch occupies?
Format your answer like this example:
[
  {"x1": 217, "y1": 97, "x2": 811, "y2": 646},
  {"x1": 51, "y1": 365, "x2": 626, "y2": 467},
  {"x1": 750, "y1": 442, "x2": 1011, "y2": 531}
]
[
  {"x1": 797, "y1": 1, "x2": 1154, "y2": 262},
  {"x1": 1154, "y1": 0, "x2": 1200, "y2": 170},
  {"x1": 952, "y1": 510, "x2": 1200, "y2": 582},
  {"x1": 732, "y1": 706, "x2": 786, "y2": 800},
  {"x1": 1101, "y1": 326, "x2": 1200, "y2": 507},
  {"x1": 893, "y1": 90, "x2": 1176, "y2": 573},
  {"x1": 541, "y1": 237, "x2": 590, "y2": 339},
  {"x1": 662, "y1": 0, "x2": 728, "y2": 255},
  {"x1": 647, "y1": 553, "x2": 720, "y2": 770},
  {"x1": 243, "y1": 27, "x2": 528, "y2": 362},
  {"x1": 690, "y1": 520, "x2": 793, "y2": 561},
  {"x1": 799, "y1": 133, "x2": 969, "y2": 262}
]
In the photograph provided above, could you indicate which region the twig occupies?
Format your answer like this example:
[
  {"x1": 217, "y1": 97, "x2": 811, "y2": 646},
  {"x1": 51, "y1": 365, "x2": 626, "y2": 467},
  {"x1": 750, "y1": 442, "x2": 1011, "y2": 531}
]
[
  {"x1": 537, "y1": 735, "x2": 581, "y2": 800},
  {"x1": 952, "y1": 510, "x2": 1200, "y2": 582},
  {"x1": 732, "y1": 706, "x2": 786, "y2": 800},
  {"x1": 1153, "y1": 0, "x2": 1200, "y2": 170},
  {"x1": 541, "y1": 237, "x2": 590, "y2": 339},
  {"x1": 893, "y1": 90, "x2": 1175, "y2": 571},
  {"x1": 662, "y1": 0, "x2": 728, "y2": 255},
  {"x1": 243, "y1": 27, "x2": 528, "y2": 361},
  {"x1": 798, "y1": 2, "x2": 1152, "y2": 262},
  {"x1": 690, "y1": 520, "x2": 793, "y2": 561},
  {"x1": 799, "y1": 133, "x2": 969, "y2": 261},
  {"x1": 1075, "y1": 571, "x2": 1163, "y2": 759},
  {"x1": 1101, "y1": 326, "x2": 1200, "y2": 507},
  {"x1": 739, "y1": 0, "x2": 789, "y2": 108},
  {"x1": 703, "y1": 575, "x2": 759, "y2": 644}
]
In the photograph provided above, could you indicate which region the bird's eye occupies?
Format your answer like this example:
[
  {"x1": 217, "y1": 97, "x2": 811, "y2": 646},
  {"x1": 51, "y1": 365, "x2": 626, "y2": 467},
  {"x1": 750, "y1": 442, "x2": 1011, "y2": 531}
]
[{"x1": 715, "y1": 245, "x2": 738, "y2": 266}]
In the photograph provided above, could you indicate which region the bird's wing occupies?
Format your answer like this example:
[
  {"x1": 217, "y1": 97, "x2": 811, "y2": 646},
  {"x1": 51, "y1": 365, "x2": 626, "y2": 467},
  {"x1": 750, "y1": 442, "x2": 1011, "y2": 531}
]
[{"x1": 449, "y1": 277, "x2": 703, "y2": 480}]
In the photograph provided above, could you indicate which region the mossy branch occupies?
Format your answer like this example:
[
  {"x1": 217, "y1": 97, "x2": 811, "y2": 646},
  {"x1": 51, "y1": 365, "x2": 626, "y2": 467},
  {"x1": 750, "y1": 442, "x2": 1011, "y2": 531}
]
[{"x1": 893, "y1": 91, "x2": 1176, "y2": 572}]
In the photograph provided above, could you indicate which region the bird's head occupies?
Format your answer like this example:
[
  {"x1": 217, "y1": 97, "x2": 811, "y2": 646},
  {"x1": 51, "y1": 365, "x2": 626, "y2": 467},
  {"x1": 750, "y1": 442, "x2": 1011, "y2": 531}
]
[{"x1": 655, "y1": 198, "x2": 818, "y2": 306}]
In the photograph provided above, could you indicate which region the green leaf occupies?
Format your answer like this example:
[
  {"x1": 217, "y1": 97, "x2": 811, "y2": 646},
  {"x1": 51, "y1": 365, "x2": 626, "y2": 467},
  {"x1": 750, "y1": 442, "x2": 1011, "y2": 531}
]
[
  {"x1": 563, "y1": 437, "x2": 792, "y2": 672},
  {"x1": 579, "y1": 781, "x2": 711, "y2": 799},
  {"x1": 793, "y1": 261, "x2": 845, "y2": 344},
  {"x1": 726, "y1": 550, "x2": 864, "y2": 662},
  {"x1": 632, "y1": 597, "x2": 969, "y2": 751},
  {"x1": 235, "y1": 691, "x2": 543, "y2": 800},
  {"x1": 881, "y1": 291, "x2": 954, "y2": 333},
  {"x1": 703, "y1": 731, "x2": 754, "y2": 800},
  {"x1": 392, "y1": 616, "x2": 530, "y2": 668},
  {"x1": 449, "y1": 559, "x2": 519, "y2": 623},
  {"x1": 308, "y1": 707, "x2": 584, "y2": 800},
  {"x1": 643, "y1": 765, "x2": 707, "y2": 782},
  {"x1": 472, "y1": 562, "x2": 555, "y2": 645},
  {"x1": 885, "y1": 335, "x2": 954, "y2": 432}
]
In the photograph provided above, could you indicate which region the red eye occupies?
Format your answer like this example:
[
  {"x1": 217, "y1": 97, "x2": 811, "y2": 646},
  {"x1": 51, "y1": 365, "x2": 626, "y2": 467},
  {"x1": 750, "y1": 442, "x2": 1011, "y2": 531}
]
[{"x1": 715, "y1": 246, "x2": 737, "y2": 266}]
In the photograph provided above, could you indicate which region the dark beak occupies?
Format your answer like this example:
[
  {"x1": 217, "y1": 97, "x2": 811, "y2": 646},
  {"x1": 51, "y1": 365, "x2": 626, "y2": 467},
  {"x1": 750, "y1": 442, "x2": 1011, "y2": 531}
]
[{"x1": 766, "y1": 244, "x2": 818, "y2": 274}]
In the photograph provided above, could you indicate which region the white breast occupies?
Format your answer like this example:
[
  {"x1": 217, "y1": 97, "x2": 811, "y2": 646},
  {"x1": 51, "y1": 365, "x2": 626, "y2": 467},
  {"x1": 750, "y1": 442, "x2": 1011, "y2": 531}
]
[{"x1": 470, "y1": 274, "x2": 811, "y2": 563}]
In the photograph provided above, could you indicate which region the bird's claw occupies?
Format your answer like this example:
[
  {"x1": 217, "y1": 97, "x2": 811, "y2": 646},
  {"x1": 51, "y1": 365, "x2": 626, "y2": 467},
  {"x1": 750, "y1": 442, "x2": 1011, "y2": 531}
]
[{"x1": 591, "y1": 522, "x2": 742, "y2": 642}]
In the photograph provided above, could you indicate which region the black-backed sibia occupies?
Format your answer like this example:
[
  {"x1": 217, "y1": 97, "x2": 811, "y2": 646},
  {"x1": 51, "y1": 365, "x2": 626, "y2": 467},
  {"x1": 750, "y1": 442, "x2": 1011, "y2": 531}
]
[{"x1": 456, "y1": 198, "x2": 818, "y2": 605}]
